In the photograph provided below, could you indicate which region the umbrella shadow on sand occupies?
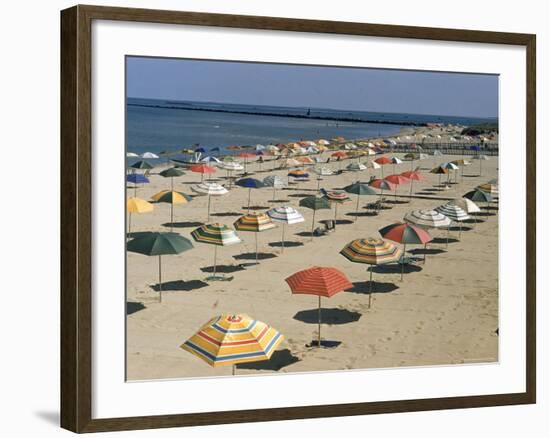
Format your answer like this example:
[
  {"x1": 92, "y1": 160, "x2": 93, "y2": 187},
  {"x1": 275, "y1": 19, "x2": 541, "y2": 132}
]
[
  {"x1": 233, "y1": 252, "x2": 278, "y2": 261},
  {"x1": 346, "y1": 211, "x2": 378, "y2": 218},
  {"x1": 293, "y1": 308, "x2": 362, "y2": 325},
  {"x1": 431, "y1": 237, "x2": 460, "y2": 245},
  {"x1": 200, "y1": 264, "x2": 246, "y2": 274},
  {"x1": 210, "y1": 211, "x2": 242, "y2": 217},
  {"x1": 235, "y1": 349, "x2": 300, "y2": 371},
  {"x1": 127, "y1": 302, "x2": 146, "y2": 315},
  {"x1": 127, "y1": 231, "x2": 155, "y2": 239},
  {"x1": 247, "y1": 205, "x2": 271, "y2": 210},
  {"x1": 268, "y1": 241, "x2": 304, "y2": 249},
  {"x1": 268, "y1": 199, "x2": 290, "y2": 203},
  {"x1": 371, "y1": 264, "x2": 423, "y2": 275},
  {"x1": 408, "y1": 247, "x2": 446, "y2": 256},
  {"x1": 287, "y1": 193, "x2": 312, "y2": 198},
  {"x1": 347, "y1": 281, "x2": 399, "y2": 294},
  {"x1": 150, "y1": 279, "x2": 209, "y2": 292},
  {"x1": 449, "y1": 225, "x2": 473, "y2": 232},
  {"x1": 162, "y1": 221, "x2": 204, "y2": 229}
]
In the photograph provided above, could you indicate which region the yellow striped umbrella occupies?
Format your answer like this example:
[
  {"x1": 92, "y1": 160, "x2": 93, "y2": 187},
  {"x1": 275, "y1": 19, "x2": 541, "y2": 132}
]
[
  {"x1": 234, "y1": 213, "x2": 276, "y2": 264},
  {"x1": 126, "y1": 197, "x2": 153, "y2": 236},
  {"x1": 181, "y1": 314, "x2": 284, "y2": 374},
  {"x1": 151, "y1": 190, "x2": 192, "y2": 231},
  {"x1": 340, "y1": 238, "x2": 402, "y2": 307}
]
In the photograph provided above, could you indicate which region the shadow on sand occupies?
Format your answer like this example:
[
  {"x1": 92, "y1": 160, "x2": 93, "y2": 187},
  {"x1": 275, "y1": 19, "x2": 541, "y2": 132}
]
[
  {"x1": 127, "y1": 301, "x2": 146, "y2": 315},
  {"x1": 151, "y1": 279, "x2": 209, "y2": 292},
  {"x1": 346, "y1": 281, "x2": 399, "y2": 294},
  {"x1": 236, "y1": 349, "x2": 300, "y2": 371},
  {"x1": 293, "y1": 308, "x2": 362, "y2": 325},
  {"x1": 233, "y1": 252, "x2": 278, "y2": 261}
]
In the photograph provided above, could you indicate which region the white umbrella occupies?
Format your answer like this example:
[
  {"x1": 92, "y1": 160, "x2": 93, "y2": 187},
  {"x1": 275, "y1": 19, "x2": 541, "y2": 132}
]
[
  {"x1": 435, "y1": 203, "x2": 470, "y2": 243},
  {"x1": 267, "y1": 206, "x2": 305, "y2": 253},
  {"x1": 263, "y1": 175, "x2": 288, "y2": 201},
  {"x1": 192, "y1": 182, "x2": 229, "y2": 221},
  {"x1": 127, "y1": 152, "x2": 139, "y2": 158},
  {"x1": 141, "y1": 152, "x2": 159, "y2": 159}
]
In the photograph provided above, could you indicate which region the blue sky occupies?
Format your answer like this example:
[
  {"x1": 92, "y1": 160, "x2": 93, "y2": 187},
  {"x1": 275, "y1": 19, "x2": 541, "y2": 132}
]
[{"x1": 126, "y1": 57, "x2": 498, "y2": 118}]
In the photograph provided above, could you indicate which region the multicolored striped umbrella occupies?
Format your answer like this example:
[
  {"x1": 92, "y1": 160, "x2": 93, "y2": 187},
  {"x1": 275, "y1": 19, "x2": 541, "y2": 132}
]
[
  {"x1": 322, "y1": 189, "x2": 351, "y2": 223},
  {"x1": 263, "y1": 175, "x2": 287, "y2": 201},
  {"x1": 234, "y1": 213, "x2": 277, "y2": 263},
  {"x1": 151, "y1": 190, "x2": 193, "y2": 231},
  {"x1": 379, "y1": 222, "x2": 433, "y2": 276},
  {"x1": 126, "y1": 197, "x2": 154, "y2": 236},
  {"x1": 299, "y1": 196, "x2": 331, "y2": 237},
  {"x1": 477, "y1": 183, "x2": 499, "y2": 196},
  {"x1": 189, "y1": 163, "x2": 216, "y2": 182},
  {"x1": 450, "y1": 197, "x2": 481, "y2": 214},
  {"x1": 285, "y1": 267, "x2": 352, "y2": 347},
  {"x1": 340, "y1": 238, "x2": 402, "y2": 307},
  {"x1": 191, "y1": 224, "x2": 241, "y2": 280},
  {"x1": 267, "y1": 206, "x2": 305, "y2": 252},
  {"x1": 435, "y1": 203, "x2": 470, "y2": 242},
  {"x1": 192, "y1": 182, "x2": 229, "y2": 221},
  {"x1": 127, "y1": 232, "x2": 194, "y2": 302},
  {"x1": 181, "y1": 314, "x2": 284, "y2": 373},
  {"x1": 403, "y1": 209, "x2": 451, "y2": 229}
]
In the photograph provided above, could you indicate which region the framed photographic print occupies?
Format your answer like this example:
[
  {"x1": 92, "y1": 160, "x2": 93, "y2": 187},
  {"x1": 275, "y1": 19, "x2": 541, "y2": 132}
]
[{"x1": 60, "y1": 4, "x2": 536, "y2": 433}]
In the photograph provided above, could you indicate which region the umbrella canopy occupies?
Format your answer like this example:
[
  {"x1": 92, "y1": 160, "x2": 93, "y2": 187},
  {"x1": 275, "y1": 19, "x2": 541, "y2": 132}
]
[
  {"x1": 190, "y1": 164, "x2": 216, "y2": 181},
  {"x1": 400, "y1": 170, "x2": 424, "y2": 181},
  {"x1": 218, "y1": 161, "x2": 244, "y2": 171},
  {"x1": 127, "y1": 232, "x2": 194, "y2": 301},
  {"x1": 296, "y1": 156, "x2": 315, "y2": 165},
  {"x1": 267, "y1": 206, "x2": 305, "y2": 225},
  {"x1": 234, "y1": 212, "x2": 276, "y2": 232},
  {"x1": 236, "y1": 177, "x2": 265, "y2": 189},
  {"x1": 404, "y1": 153, "x2": 419, "y2": 160},
  {"x1": 288, "y1": 170, "x2": 309, "y2": 178},
  {"x1": 379, "y1": 222, "x2": 433, "y2": 245},
  {"x1": 385, "y1": 174, "x2": 410, "y2": 185},
  {"x1": 477, "y1": 183, "x2": 499, "y2": 196},
  {"x1": 192, "y1": 182, "x2": 228, "y2": 196},
  {"x1": 441, "y1": 162, "x2": 459, "y2": 170},
  {"x1": 331, "y1": 151, "x2": 347, "y2": 158},
  {"x1": 314, "y1": 166, "x2": 334, "y2": 176},
  {"x1": 151, "y1": 190, "x2": 192, "y2": 204},
  {"x1": 451, "y1": 159, "x2": 471, "y2": 166},
  {"x1": 464, "y1": 189, "x2": 493, "y2": 203},
  {"x1": 129, "y1": 160, "x2": 154, "y2": 170},
  {"x1": 435, "y1": 203, "x2": 470, "y2": 222},
  {"x1": 346, "y1": 162, "x2": 367, "y2": 171},
  {"x1": 450, "y1": 197, "x2": 481, "y2": 214},
  {"x1": 263, "y1": 175, "x2": 287, "y2": 188},
  {"x1": 180, "y1": 314, "x2": 284, "y2": 370},
  {"x1": 374, "y1": 156, "x2": 392, "y2": 165},
  {"x1": 344, "y1": 182, "x2": 377, "y2": 196},
  {"x1": 340, "y1": 238, "x2": 402, "y2": 265},
  {"x1": 323, "y1": 189, "x2": 350, "y2": 202},
  {"x1": 369, "y1": 178, "x2": 395, "y2": 191},
  {"x1": 126, "y1": 152, "x2": 139, "y2": 157},
  {"x1": 299, "y1": 195, "x2": 331, "y2": 211},
  {"x1": 141, "y1": 152, "x2": 159, "y2": 159},
  {"x1": 191, "y1": 223, "x2": 241, "y2": 246},
  {"x1": 368, "y1": 161, "x2": 381, "y2": 170},
  {"x1": 430, "y1": 166, "x2": 448, "y2": 174},
  {"x1": 159, "y1": 167, "x2": 185, "y2": 178},
  {"x1": 127, "y1": 197, "x2": 154, "y2": 214},
  {"x1": 390, "y1": 157, "x2": 403, "y2": 164},
  {"x1": 403, "y1": 209, "x2": 452, "y2": 229},
  {"x1": 126, "y1": 173, "x2": 150, "y2": 185},
  {"x1": 285, "y1": 267, "x2": 352, "y2": 347}
]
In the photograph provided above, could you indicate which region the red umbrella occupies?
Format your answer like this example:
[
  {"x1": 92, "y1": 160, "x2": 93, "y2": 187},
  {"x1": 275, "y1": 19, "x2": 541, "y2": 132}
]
[
  {"x1": 189, "y1": 164, "x2": 216, "y2": 182},
  {"x1": 379, "y1": 222, "x2": 433, "y2": 279},
  {"x1": 374, "y1": 156, "x2": 392, "y2": 177},
  {"x1": 331, "y1": 151, "x2": 347, "y2": 158},
  {"x1": 285, "y1": 267, "x2": 352, "y2": 347},
  {"x1": 369, "y1": 178, "x2": 395, "y2": 212},
  {"x1": 385, "y1": 174, "x2": 410, "y2": 202},
  {"x1": 401, "y1": 170, "x2": 424, "y2": 201}
]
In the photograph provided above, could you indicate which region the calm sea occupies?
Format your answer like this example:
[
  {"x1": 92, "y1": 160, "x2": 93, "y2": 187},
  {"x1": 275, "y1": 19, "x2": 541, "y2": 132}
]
[{"x1": 126, "y1": 97, "x2": 496, "y2": 158}]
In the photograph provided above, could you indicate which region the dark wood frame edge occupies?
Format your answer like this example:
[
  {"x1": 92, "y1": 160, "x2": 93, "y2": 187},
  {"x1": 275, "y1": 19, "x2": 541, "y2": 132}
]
[{"x1": 60, "y1": 4, "x2": 536, "y2": 433}]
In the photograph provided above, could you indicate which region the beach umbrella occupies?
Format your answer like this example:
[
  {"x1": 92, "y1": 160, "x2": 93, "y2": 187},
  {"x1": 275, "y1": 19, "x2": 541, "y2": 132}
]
[
  {"x1": 435, "y1": 203, "x2": 470, "y2": 242},
  {"x1": 192, "y1": 182, "x2": 228, "y2": 221},
  {"x1": 218, "y1": 161, "x2": 244, "y2": 188},
  {"x1": 368, "y1": 160, "x2": 381, "y2": 170},
  {"x1": 151, "y1": 190, "x2": 192, "y2": 231},
  {"x1": 126, "y1": 197, "x2": 153, "y2": 236},
  {"x1": 189, "y1": 163, "x2": 216, "y2": 182},
  {"x1": 159, "y1": 167, "x2": 185, "y2": 191},
  {"x1": 267, "y1": 206, "x2": 305, "y2": 252},
  {"x1": 141, "y1": 152, "x2": 159, "y2": 159},
  {"x1": 385, "y1": 174, "x2": 410, "y2": 201},
  {"x1": 299, "y1": 196, "x2": 331, "y2": 238},
  {"x1": 379, "y1": 222, "x2": 433, "y2": 278},
  {"x1": 181, "y1": 314, "x2": 284, "y2": 375},
  {"x1": 403, "y1": 209, "x2": 452, "y2": 230},
  {"x1": 473, "y1": 154, "x2": 490, "y2": 175},
  {"x1": 296, "y1": 156, "x2": 315, "y2": 165},
  {"x1": 441, "y1": 162, "x2": 459, "y2": 183},
  {"x1": 191, "y1": 223, "x2": 241, "y2": 280},
  {"x1": 236, "y1": 178, "x2": 266, "y2": 213},
  {"x1": 238, "y1": 152, "x2": 256, "y2": 173},
  {"x1": 369, "y1": 178, "x2": 396, "y2": 213},
  {"x1": 346, "y1": 162, "x2": 367, "y2": 172},
  {"x1": 126, "y1": 152, "x2": 139, "y2": 158},
  {"x1": 390, "y1": 156, "x2": 403, "y2": 174},
  {"x1": 331, "y1": 151, "x2": 347, "y2": 158},
  {"x1": 374, "y1": 156, "x2": 392, "y2": 177},
  {"x1": 285, "y1": 267, "x2": 352, "y2": 347},
  {"x1": 234, "y1": 212, "x2": 276, "y2": 264},
  {"x1": 129, "y1": 160, "x2": 154, "y2": 170},
  {"x1": 344, "y1": 182, "x2": 377, "y2": 221},
  {"x1": 430, "y1": 165, "x2": 449, "y2": 186},
  {"x1": 464, "y1": 189, "x2": 493, "y2": 203},
  {"x1": 126, "y1": 173, "x2": 150, "y2": 196},
  {"x1": 340, "y1": 238, "x2": 402, "y2": 308},
  {"x1": 322, "y1": 189, "x2": 351, "y2": 224},
  {"x1": 477, "y1": 183, "x2": 499, "y2": 197},
  {"x1": 450, "y1": 197, "x2": 481, "y2": 214},
  {"x1": 451, "y1": 159, "x2": 471, "y2": 181},
  {"x1": 317, "y1": 139, "x2": 330, "y2": 146},
  {"x1": 201, "y1": 155, "x2": 221, "y2": 164},
  {"x1": 263, "y1": 175, "x2": 287, "y2": 201},
  {"x1": 127, "y1": 232, "x2": 194, "y2": 302},
  {"x1": 400, "y1": 170, "x2": 424, "y2": 200}
]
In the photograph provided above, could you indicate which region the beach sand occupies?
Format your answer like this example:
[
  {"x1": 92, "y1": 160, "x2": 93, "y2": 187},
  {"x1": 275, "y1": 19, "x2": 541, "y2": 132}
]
[{"x1": 126, "y1": 131, "x2": 499, "y2": 380}]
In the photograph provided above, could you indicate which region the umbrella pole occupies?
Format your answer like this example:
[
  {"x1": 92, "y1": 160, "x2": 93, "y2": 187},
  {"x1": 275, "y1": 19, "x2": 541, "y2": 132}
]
[
  {"x1": 355, "y1": 194, "x2": 360, "y2": 222},
  {"x1": 158, "y1": 255, "x2": 162, "y2": 303},
  {"x1": 134, "y1": 185, "x2": 137, "y2": 197},
  {"x1": 409, "y1": 180, "x2": 413, "y2": 202},
  {"x1": 255, "y1": 232, "x2": 259, "y2": 265},
  {"x1": 247, "y1": 188, "x2": 251, "y2": 213},
  {"x1": 480, "y1": 158, "x2": 482, "y2": 176},
  {"x1": 232, "y1": 364, "x2": 236, "y2": 376},
  {"x1": 446, "y1": 225, "x2": 450, "y2": 248},
  {"x1": 128, "y1": 212, "x2": 132, "y2": 238},
  {"x1": 401, "y1": 243, "x2": 406, "y2": 281},
  {"x1": 207, "y1": 195, "x2": 211, "y2": 222},
  {"x1": 311, "y1": 209, "x2": 316, "y2": 239},
  {"x1": 281, "y1": 223, "x2": 285, "y2": 253},
  {"x1": 272, "y1": 185, "x2": 276, "y2": 201},
  {"x1": 368, "y1": 267, "x2": 373, "y2": 309},
  {"x1": 171, "y1": 177, "x2": 174, "y2": 191},
  {"x1": 317, "y1": 295, "x2": 322, "y2": 347},
  {"x1": 170, "y1": 204, "x2": 174, "y2": 232},
  {"x1": 459, "y1": 222, "x2": 462, "y2": 239},
  {"x1": 423, "y1": 243, "x2": 427, "y2": 264},
  {"x1": 334, "y1": 203, "x2": 338, "y2": 223},
  {"x1": 213, "y1": 245, "x2": 218, "y2": 278}
]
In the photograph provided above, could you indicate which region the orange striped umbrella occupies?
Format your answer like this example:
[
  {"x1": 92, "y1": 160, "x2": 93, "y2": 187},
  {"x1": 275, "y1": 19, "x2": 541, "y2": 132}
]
[{"x1": 285, "y1": 267, "x2": 352, "y2": 347}]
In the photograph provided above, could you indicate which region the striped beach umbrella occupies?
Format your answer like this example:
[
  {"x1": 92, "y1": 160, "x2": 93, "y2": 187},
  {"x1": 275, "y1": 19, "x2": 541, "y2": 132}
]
[
  {"x1": 190, "y1": 163, "x2": 216, "y2": 182},
  {"x1": 435, "y1": 203, "x2": 470, "y2": 242},
  {"x1": 299, "y1": 196, "x2": 331, "y2": 238},
  {"x1": 263, "y1": 175, "x2": 287, "y2": 201},
  {"x1": 236, "y1": 178, "x2": 266, "y2": 213},
  {"x1": 379, "y1": 222, "x2": 433, "y2": 277},
  {"x1": 129, "y1": 160, "x2": 154, "y2": 170},
  {"x1": 322, "y1": 189, "x2": 351, "y2": 224},
  {"x1": 346, "y1": 162, "x2": 367, "y2": 172},
  {"x1": 369, "y1": 178, "x2": 396, "y2": 212},
  {"x1": 234, "y1": 213, "x2": 276, "y2": 264},
  {"x1": 340, "y1": 238, "x2": 402, "y2": 307},
  {"x1": 477, "y1": 183, "x2": 499, "y2": 197},
  {"x1": 344, "y1": 182, "x2": 377, "y2": 221},
  {"x1": 267, "y1": 206, "x2": 305, "y2": 252},
  {"x1": 127, "y1": 232, "x2": 194, "y2": 302},
  {"x1": 159, "y1": 167, "x2": 185, "y2": 191},
  {"x1": 191, "y1": 223, "x2": 241, "y2": 280},
  {"x1": 126, "y1": 173, "x2": 150, "y2": 196},
  {"x1": 181, "y1": 314, "x2": 284, "y2": 374},
  {"x1": 126, "y1": 197, "x2": 153, "y2": 236},
  {"x1": 217, "y1": 161, "x2": 244, "y2": 189},
  {"x1": 151, "y1": 190, "x2": 192, "y2": 231},
  {"x1": 403, "y1": 209, "x2": 451, "y2": 231},
  {"x1": 450, "y1": 197, "x2": 481, "y2": 214},
  {"x1": 192, "y1": 182, "x2": 229, "y2": 221},
  {"x1": 285, "y1": 267, "x2": 352, "y2": 347}
]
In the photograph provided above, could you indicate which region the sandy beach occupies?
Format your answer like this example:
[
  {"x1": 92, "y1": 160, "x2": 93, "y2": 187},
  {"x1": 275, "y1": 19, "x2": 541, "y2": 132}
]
[{"x1": 126, "y1": 126, "x2": 499, "y2": 381}]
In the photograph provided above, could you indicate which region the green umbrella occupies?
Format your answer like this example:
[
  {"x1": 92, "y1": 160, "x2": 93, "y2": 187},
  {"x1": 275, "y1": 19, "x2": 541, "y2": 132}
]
[
  {"x1": 344, "y1": 182, "x2": 377, "y2": 221},
  {"x1": 129, "y1": 160, "x2": 154, "y2": 170},
  {"x1": 299, "y1": 196, "x2": 331, "y2": 238},
  {"x1": 464, "y1": 189, "x2": 494, "y2": 211},
  {"x1": 160, "y1": 167, "x2": 185, "y2": 191},
  {"x1": 127, "y1": 232, "x2": 194, "y2": 302}
]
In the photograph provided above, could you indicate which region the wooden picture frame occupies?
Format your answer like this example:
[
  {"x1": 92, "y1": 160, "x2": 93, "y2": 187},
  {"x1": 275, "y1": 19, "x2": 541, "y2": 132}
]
[{"x1": 60, "y1": 4, "x2": 536, "y2": 433}]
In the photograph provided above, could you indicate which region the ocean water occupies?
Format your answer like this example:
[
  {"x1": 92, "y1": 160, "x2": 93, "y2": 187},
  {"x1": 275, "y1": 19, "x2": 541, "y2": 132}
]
[{"x1": 126, "y1": 98, "x2": 496, "y2": 157}]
